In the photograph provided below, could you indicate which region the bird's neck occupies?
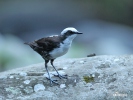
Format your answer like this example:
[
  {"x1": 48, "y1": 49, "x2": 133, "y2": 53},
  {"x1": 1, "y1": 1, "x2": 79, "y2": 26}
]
[{"x1": 60, "y1": 34, "x2": 77, "y2": 44}]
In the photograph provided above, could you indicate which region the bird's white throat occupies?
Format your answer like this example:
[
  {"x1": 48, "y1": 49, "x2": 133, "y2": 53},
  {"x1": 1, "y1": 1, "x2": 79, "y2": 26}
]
[
  {"x1": 49, "y1": 34, "x2": 77, "y2": 59},
  {"x1": 63, "y1": 34, "x2": 77, "y2": 44}
]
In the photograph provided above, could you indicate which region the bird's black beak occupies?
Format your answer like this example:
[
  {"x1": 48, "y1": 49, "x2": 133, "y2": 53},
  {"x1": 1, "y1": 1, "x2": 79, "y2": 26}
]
[{"x1": 76, "y1": 32, "x2": 83, "y2": 34}]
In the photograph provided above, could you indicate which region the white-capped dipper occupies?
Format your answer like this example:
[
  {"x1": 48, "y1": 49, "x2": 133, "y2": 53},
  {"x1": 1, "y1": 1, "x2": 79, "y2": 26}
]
[{"x1": 24, "y1": 27, "x2": 83, "y2": 86}]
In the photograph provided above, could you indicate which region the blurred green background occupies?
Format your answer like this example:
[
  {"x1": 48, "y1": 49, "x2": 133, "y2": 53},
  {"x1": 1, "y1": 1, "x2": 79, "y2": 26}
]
[{"x1": 0, "y1": 0, "x2": 133, "y2": 71}]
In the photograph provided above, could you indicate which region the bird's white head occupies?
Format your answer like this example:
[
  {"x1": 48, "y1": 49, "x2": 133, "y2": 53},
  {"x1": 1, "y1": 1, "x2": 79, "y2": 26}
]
[
  {"x1": 61, "y1": 27, "x2": 83, "y2": 41},
  {"x1": 61, "y1": 27, "x2": 78, "y2": 35}
]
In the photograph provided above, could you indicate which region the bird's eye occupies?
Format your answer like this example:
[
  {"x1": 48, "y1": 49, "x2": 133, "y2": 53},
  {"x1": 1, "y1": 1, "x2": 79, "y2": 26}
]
[{"x1": 69, "y1": 31, "x2": 73, "y2": 34}]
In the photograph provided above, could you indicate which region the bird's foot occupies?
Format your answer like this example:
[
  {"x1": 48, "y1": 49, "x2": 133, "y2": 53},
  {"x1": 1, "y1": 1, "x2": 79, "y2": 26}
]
[
  {"x1": 46, "y1": 77, "x2": 59, "y2": 86},
  {"x1": 54, "y1": 74, "x2": 67, "y2": 79}
]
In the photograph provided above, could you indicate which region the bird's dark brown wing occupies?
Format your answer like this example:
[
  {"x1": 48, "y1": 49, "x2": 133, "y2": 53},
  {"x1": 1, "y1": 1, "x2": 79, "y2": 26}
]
[
  {"x1": 25, "y1": 35, "x2": 64, "y2": 58},
  {"x1": 35, "y1": 35, "x2": 61, "y2": 52}
]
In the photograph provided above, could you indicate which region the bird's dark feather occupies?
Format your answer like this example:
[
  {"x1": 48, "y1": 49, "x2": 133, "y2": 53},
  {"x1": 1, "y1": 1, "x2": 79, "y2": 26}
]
[
  {"x1": 25, "y1": 35, "x2": 66, "y2": 59},
  {"x1": 35, "y1": 35, "x2": 62, "y2": 51}
]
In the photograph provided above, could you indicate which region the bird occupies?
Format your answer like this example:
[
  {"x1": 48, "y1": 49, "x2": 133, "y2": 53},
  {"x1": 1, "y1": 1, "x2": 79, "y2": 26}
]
[{"x1": 24, "y1": 27, "x2": 83, "y2": 86}]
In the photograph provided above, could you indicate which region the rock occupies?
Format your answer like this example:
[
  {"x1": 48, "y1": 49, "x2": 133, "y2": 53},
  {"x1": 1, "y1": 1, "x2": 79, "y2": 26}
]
[
  {"x1": 23, "y1": 86, "x2": 33, "y2": 94},
  {"x1": 19, "y1": 72, "x2": 27, "y2": 76},
  {"x1": 0, "y1": 55, "x2": 133, "y2": 100},
  {"x1": 9, "y1": 76, "x2": 14, "y2": 79},
  {"x1": 79, "y1": 60, "x2": 84, "y2": 64},
  {"x1": 23, "y1": 80, "x2": 30, "y2": 84},
  {"x1": 34, "y1": 84, "x2": 45, "y2": 92},
  {"x1": 63, "y1": 67, "x2": 67, "y2": 70},
  {"x1": 60, "y1": 84, "x2": 66, "y2": 88},
  {"x1": 16, "y1": 77, "x2": 19, "y2": 80}
]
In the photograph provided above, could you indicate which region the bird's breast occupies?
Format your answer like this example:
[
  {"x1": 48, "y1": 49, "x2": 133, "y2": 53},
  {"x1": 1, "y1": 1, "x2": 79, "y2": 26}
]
[{"x1": 49, "y1": 42, "x2": 71, "y2": 59}]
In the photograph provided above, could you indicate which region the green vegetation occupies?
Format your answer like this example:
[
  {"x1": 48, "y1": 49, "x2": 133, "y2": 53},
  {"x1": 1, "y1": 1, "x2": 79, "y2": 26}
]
[{"x1": 83, "y1": 76, "x2": 94, "y2": 83}]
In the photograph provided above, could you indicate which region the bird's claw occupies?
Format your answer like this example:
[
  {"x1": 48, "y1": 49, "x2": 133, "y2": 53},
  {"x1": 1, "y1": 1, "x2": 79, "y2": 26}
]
[
  {"x1": 50, "y1": 80, "x2": 59, "y2": 86},
  {"x1": 54, "y1": 74, "x2": 67, "y2": 79},
  {"x1": 46, "y1": 77, "x2": 59, "y2": 86}
]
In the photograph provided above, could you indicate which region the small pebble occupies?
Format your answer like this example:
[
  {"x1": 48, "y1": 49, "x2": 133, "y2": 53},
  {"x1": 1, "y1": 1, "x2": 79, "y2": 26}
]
[
  {"x1": 80, "y1": 61, "x2": 84, "y2": 64},
  {"x1": 114, "y1": 59, "x2": 119, "y2": 62},
  {"x1": 87, "y1": 53, "x2": 96, "y2": 57},
  {"x1": 16, "y1": 77, "x2": 19, "y2": 80},
  {"x1": 9, "y1": 76, "x2": 14, "y2": 79},
  {"x1": 60, "y1": 84, "x2": 66, "y2": 88},
  {"x1": 92, "y1": 74, "x2": 95, "y2": 77},
  {"x1": 63, "y1": 67, "x2": 68, "y2": 70},
  {"x1": 20, "y1": 85, "x2": 24, "y2": 88},
  {"x1": 19, "y1": 72, "x2": 27, "y2": 76},
  {"x1": 34, "y1": 84, "x2": 45, "y2": 92},
  {"x1": 24, "y1": 80, "x2": 30, "y2": 84}
]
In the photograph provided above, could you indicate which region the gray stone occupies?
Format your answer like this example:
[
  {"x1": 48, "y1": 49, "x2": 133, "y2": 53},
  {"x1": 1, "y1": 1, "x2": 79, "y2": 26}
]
[
  {"x1": 0, "y1": 55, "x2": 133, "y2": 100},
  {"x1": 9, "y1": 76, "x2": 14, "y2": 79},
  {"x1": 23, "y1": 80, "x2": 30, "y2": 84},
  {"x1": 34, "y1": 84, "x2": 45, "y2": 92},
  {"x1": 23, "y1": 86, "x2": 33, "y2": 94},
  {"x1": 19, "y1": 72, "x2": 27, "y2": 76},
  {"x1": 60, "y1": 84, "x2": 66, "y2": 88}
]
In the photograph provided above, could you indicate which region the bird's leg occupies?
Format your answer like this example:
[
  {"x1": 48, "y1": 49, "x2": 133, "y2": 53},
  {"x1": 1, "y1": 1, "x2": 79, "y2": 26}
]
[
  {"x1": 50, "y1": 59, "x2": 67, "y2": 79},
  {"x1": 45, "y1": 60, "x2": 58, "y2": 86}
]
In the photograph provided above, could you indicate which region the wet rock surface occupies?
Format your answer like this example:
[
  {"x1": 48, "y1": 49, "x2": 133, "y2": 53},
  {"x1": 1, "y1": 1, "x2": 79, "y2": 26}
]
[{"x1": 0, "y1": 55, "x2": 133, "y2": 100}]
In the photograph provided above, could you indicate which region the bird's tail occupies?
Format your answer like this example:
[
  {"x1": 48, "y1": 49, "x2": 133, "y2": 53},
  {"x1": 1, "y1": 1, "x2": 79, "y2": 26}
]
[
  {"x1": 24, "y1": 42, "x2": 30, "y2": 45},
  {"x1": 24, "y1": 42, "x2": 38, "y2": 49}
]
